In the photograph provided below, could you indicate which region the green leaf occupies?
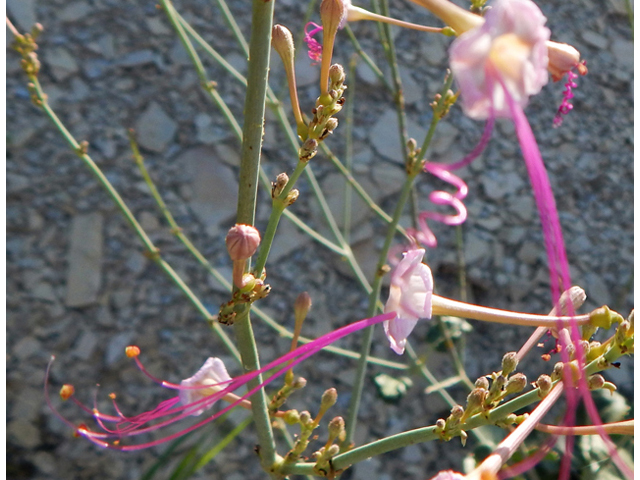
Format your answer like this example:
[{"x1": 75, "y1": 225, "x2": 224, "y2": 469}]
[{"x1": 373, "y1": 373, "x2": 413, "y2": 403}]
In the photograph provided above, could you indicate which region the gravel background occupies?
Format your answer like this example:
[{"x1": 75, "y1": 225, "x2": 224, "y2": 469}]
[{"x1": 6, "y1": 0, "x2": 633, "y2": 479}]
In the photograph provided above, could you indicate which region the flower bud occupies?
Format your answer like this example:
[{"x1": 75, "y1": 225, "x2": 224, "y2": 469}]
[
  {"x1": 587, "y1": 374, "x2": 605, "y2": 391},
  {"x1": 435, "y1": 418, "x2": 446, "y2": 431},
  {"x1": 547, "y1": 41, "x2": 586, "y2": 82},
  {"x1": 285, "y1": 189, "x2": 300, "y2": 206},
  {"x1": 60, "y1": 384, "x2": 75, "y2": 401},
  {"x1": 465, "y1": 388, "x2": 486, "y2": 417},
  {"x1": 320, "y1": 0, "x2": 348, "y2": 38},
  {"x1": 536, "y1": 374, "x2": 552, "y2": 397},
  {"x1": 474, "y1": 377, "x2": 489, "y2": 390},
  {"x1": 328, "y1": 416, "x2": 345, "y2": 439},
  {"x1": 272, "y1": 173, "x2": 289, "y2": 199},
  {"x1": 504, "y1": 373, "x2": 527, "y2": 395},
  {"x1": 328, "y1": 64, "x2": 345, "y2": 87},
  {"x1": 299, "y1": 138, "x2": 318, "y2": 162},
  {"x1": 551, "y1": 362, "x2": 564, "y2": 381},
  {"x1": 283, "y1": 409, "x2": 300, "y2": 425},
  {"x1": 299, "y1": 410, "x2": 312, "y2": 425},
  {"x1": 125, "y1": 345, "x2": 141, "y2": 358},
  {"x1": 272, "y1": 25, "x2": 295, "y2": 66},
  {"x1": 324, "y1": 117, "x2": 339, "y2": 133},
  {"x1": 226, "y1": 224, "x2": 261, "y2": 261},
  {"x1": 326, "y1": 444, "x2": 340, "y2": 457},
  {"x1": 449, "y1": 404, "x2": 464, "y2": 421},
  {"x1": 320, "y1": 388, "x2": 338, "y2": 411},
  {"x1": 501, "y1": 352, "x2": 518, "y2": 376},
  {"x1": 292, "y1": 376, "x2": 307, "y2": 390}
]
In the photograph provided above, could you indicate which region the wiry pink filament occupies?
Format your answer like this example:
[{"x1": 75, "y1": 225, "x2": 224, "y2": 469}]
[
  {"x1": 45, "y1": 312, "x2": 396, "y2": 450},
  {"x1": 304, "y1": 22, "x2": 323, "y2": 64},
  {"x1": 406, "y1": 118, "x2": 493, "y2": 249}
]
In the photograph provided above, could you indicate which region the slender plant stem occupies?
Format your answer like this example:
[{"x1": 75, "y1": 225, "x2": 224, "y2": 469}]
[
  {"x1": 19, "y1": 72, "x2": 241, "y2": 362},
  {"x1": 343, "y1": 76, "x2": 454, "y2": 446},
  {"x1": 231, "y1": 0, "x2": 278, "y2": 471}
]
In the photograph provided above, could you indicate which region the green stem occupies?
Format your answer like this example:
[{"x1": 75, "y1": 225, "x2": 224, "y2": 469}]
[
  {"x1": 343, "y1": 76, "x2": 454, "y2": 446},
  {"x1": 228, "y1": 0, "x2": 278, "y2": 470},
  {"x1": 26, "y1": 76, "x2": 241, "y2": 362}
]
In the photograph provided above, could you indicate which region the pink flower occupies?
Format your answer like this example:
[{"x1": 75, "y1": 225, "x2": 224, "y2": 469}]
[
  {"x1": 429, "y1": 471, "x2": 465, "y2": 480},
  {"x1": 179, "y1": 357, "x2": 232, "y2": 416},
  {"x1": 449, "y1": 0, "x2": 550, "y2": 120},
  {"x1": 384, "y1": 248, "x2": 433, "y2": 355}
]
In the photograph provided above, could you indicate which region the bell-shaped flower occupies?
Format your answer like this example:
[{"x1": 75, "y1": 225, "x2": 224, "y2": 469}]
[
  {"x1": 179, "y1": 357, "x2": 232, "y2": 416},
  {"x1": 384, "y1": 248, "x2": 433, "y2": 355},
  {"x1": 449, "y1": 0, "x2": 550, "y2": 120}
]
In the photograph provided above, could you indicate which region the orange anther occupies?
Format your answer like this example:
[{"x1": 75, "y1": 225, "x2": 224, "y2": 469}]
[{"x1": 125, "y1": 345, "x2": 141, "y2": 358}]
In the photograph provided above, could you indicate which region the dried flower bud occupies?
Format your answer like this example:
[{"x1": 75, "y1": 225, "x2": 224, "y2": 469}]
[
  {"x1": 226, "y1": 224, "x2": 261, "y2": 261},
  {"x1": 285, "y1": 189, "x2": 300, "y2": 206},
  {"x1": 504, "y1": 373, "x2": 527, "y2": 395},
  {"x1": 60, "y1": 384, "x2": 75, "y2": 401},
  {"x1": 299, "y1": 138, "x2": 318, "y2": 162},
  {"x1": 272, "y1": 173, "x2": 289, "y2": 199},
  {"x1": 587, "y1": 374, "x2": 605, "y2": 391},
  {"x1": 536, "y1": 374, "x2": 552, "y2": 397},
  {"x1": 125, "y1": 345, "x2": 141, "y2": 358},
  {"x1": 272, "y1": 25, "x2": 295, "y2": 66},
  {"x1": 501, "y1": 352, "x2": 518, "y2": 376},
  {"x1": 474, "y1": 376, "x2": 489, "y2": 390}
]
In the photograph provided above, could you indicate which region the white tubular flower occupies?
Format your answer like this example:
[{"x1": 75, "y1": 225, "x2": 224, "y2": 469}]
[
  {"x1": 384, "y1": 248, "x2": 433, "y2": 355},
  {"x1": 179, "y1": 357, "x2": 232, "y2": 416}
]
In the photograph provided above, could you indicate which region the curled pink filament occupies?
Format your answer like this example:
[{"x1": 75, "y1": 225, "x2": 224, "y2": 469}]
[
  {"x1": 406, "y1": 118, "x2": 493, "y2": 249},
  {"x1": 304, "y1": 22, "x2": 324, "y2": 64},
  {"x1": 553, "y1": 65, "x2": 584, "y2": 128}
]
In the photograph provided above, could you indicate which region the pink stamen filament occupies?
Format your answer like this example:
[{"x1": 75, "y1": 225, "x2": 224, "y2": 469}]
[{"x1": 304, "y1": 22, "x2": 324, "y2": 64}]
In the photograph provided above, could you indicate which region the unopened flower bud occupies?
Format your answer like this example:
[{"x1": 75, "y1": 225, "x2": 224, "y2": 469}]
[
  {"x1": 501, "y1": 352, "x2": 518, "y2": 377},
  {"x1": 547, "y1": 41, "x2": 585, "y2": 82},
  {"x1": 474, "y1": 377, "x2": 489, "y2": 390},
  {"x1": 465, "y1": 388, "x2": 486, "y2": 416},
  {"x1": 328, "y1": 64, "x2": 345, "y2": 87},
  {"x1": 299, "y1": 411, "x2": 312, "y2": 425},
  {"x1": 272, "y1": 25, "x2": 295, "y2": 65},
  {"x1": 325, "y1": 117, "x2": 339, "y2": 132},
  {"x1": 435, "y1": 418, "x2": 446, "y2": 430},
  {"x1": 587, "y1": 374, "x2": 605, "y2": 391},
  {"x1": 292, "y1": 376, "x2": 307, "y2": 390},
  {"x1": 489, "y1": 375, "x2": 506, "y2": 394},
  {"x1": 272, "y1": 173, "x2": 289, "y2": 199},
  {"x1": 406, "y1": 138, "x2": 418, "y2": 153},
  {"x1": 320, "y1": 388, "x2": 338, "y2": 411},
  {"x1": 125, "y1": 345, "x2": 141, "y2": 358},
  {"x1": 590, "y1": 305, "x2": 624, "y2": 330},
  {"x1": 226, "y1": 224, "x2": 261, "y2": 261},
  {"x1": 283, "y1": 409, "x2": 300, "y2": 425},
  {"x1": 536, "y1": 374, "x2": 552, "y2": 397},
  {"x1": 328, "y1": 416, "x2": 345, "y2": 439},
  {"x1": 551, "y1": 362, "x2": 565, "y2": 381},
  {"x1": 449, "y1": 404, "x2": 464, "y2": 420},
  {"x1": 60, "y1": 384, "x2": 75, "y2": 400},
  {"x1": 320, "y1": 0, "x2": 348, "y2": 38},
  {"x1": 504, "y1": 373, "x2": 527, "y2": 395},
  {"x1": 615, "y1": 321, "x2": 631, "y2": 345}
]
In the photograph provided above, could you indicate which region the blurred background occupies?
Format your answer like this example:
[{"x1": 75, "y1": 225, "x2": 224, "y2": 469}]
[{"x1": 6, "y1": 0, "x2": 633, "y2": 478}]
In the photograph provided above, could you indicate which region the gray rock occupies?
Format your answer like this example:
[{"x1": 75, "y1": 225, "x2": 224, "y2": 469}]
[
  {"x1": 118, "y1": 49, "x2": 157, "y2": 67},
  {"x1": 430, "y1": 121, "x2": 460, "y2": 156},
  {"x1": 32, "y1": 282, "x2": 58, "y2": 302},
  {"x1": 352, "y1": 456, "x2": 381, "y2": 480},
  {"x1": 8, "y1": 419, "x2": 40, "y2": 448},
  {"x1": 267, "y1": 216, "x2": 310, "y2": 262},
  {"x1": 611, "y1": 39, "x2": 633, "y2": 71},
  {"x1": 65, "y1": 212, "x2": 103, "y2": 307},
  {"x1": 45, "y1": 47, "x2": 79, "y2": 81},
  {"x1": 508, "y1": 195, "x2": 535, "y2": 222},
  {"x1": 581, "y1": 30, "x2": 609, "y2": 49},
  {"x1": 7, "y1": 0, "x2": 36, "y2": 31},
  {"x1": 31, "y1": 452, "x2": 56, "y2": 475},
  {"x1": 399, "y1": 68, "x2": 423, "y2": 106},
  {"x1": 146, "y1": 16, "x2": 171, "y2": 35},
  {"x1": 584, "y1": 271, "x2": 611, "y2": 306},
  {"x1": 134, "y1": 102, "x2": 178, "y2": 152},
  {"x1": 72, "y1": 330, "x2": 99, "y2": 360},
  {"x1": 369, "y1": 109, "x2": 424, "y2": 162},
  {"x1": 464, "y1": 234, "x2": 491, "y2": 263},
  {"x1": 180, "y1": 147, "x2": 237, "y2": 235},
  {"x1": 482, "y1": 172, "x2": 524, "y2": 200},
  {"x1": 59, "y1": 1, "x2": 93, "y2": 22},
  {"x1": 11, "y1": 387, "x2": 42, "y2": 422},
  {"x1": 214, "y1": 143, "x2": 241, "y2": 167},
  {"x1": 12, "y1": 336, "x2": 41, "y2": 360},
  {"x1": 295, "y1": 56, "x2": 320, "y2": 87},
  {"x1": 105, "y1": 331, "x2": 136, "y2": 366},
  {"x1": 517, "y1": 241, "x2": 542, "y2": 265},
  {"x1": 371, "y1": 162, "x2": 407, "y2": 198}
]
